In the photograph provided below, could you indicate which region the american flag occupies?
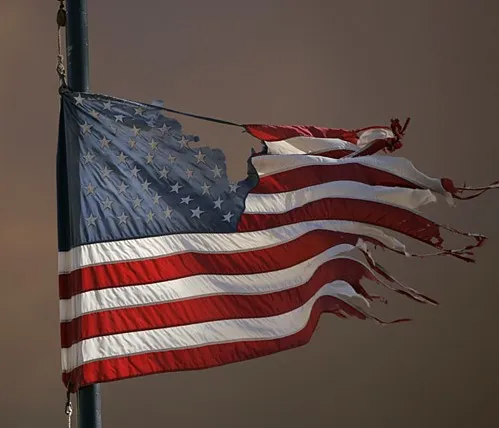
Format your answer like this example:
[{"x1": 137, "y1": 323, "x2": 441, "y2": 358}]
[{"x1": 57, "y1": 90, "x2": 496, "y2": 391}]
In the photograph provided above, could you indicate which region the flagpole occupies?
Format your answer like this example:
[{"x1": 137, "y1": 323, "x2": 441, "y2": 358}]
[{"x1": 65, "y1": 1, "x2": 102, "y2": 427}]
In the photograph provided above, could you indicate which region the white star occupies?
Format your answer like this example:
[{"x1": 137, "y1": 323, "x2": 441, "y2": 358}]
[
  {"x1": 80, "y1": 121, "x2": 92, "y2": 134},
  {"x1": 134, "y1": 106, "x2": 145, "y2": 116},
  {"x1": 117, "y1": 212, "x2": 129, "y2": 225},
  {"x1": 114, "y1": 115, "x2": 124, "y2": 123},
  {"x1": 170, "y1": 182, "x2": 182, "y2": 193},
  {"x1": 195, "y1": 150, "x2": 206, "y2": 164},
  {"x1": 178, "y1": 136, "x2": 189, "y2": 149},
  {"x1": 85, "y1": 183, "x2": 96, "y2": 195},
  {"x1": 222, "y1": 212, "x2": 234, "y2": 223},
  {"x1": 82, "y1": 151, "x2": 95, "y2": 164},
  {"x1": 185, "y1": 168, "x2": 194, "y2": 179},
  {"x1": 190, "y1": 206, "x2": 205, "y2": 219},
  {"x1": 128, "y1": 139, "x2": 137, "y2": 149},
  {"x1": 85, "y1": 214, "x2": 98, "y2": 227},
  {"x1": 141, "y1": 179, "x2": 152, "y2": 193},
  {"x1": 103, "y1": 100, "x2": 112, "y2": 110},
  {"x1": 145, "y1": 153, "x2": 154, "y2": 165},
  {"x1": 102, "y1": 197, "x2": 114, "y2": 210},
  {"x1": 133, "y1": 196, "x2": 143, "y2": 209},
  {"x1": 130, "y1": 165, "x2": 141, "y2": 178},
  {"x1": 132, "y1": 124, "x2": 141, "y2": 136},
  {"x1": 149, "y1": 139, "x2": 159, "y2": 151},
  {"x1": 211, "y1": 165, "x2": 223, "y2": 178},
  {"x1": 117, "y1": 181, "x2": 128, "y2": 195},
  {"x1": 90, "y1": 110, "x2": 100, "y2": 119},
  {"x1": 201, "y1": 182, "x2": 211, "y2": 195},
  {"x1": 74, "y1": 94, "x2": 84, "y2": 105},
  {"x1": 146, "y1": 210, "x2": 155, "y2": 223},
  {"x1": 163, "y1": 206, "x2": 173, "y2": 219},
  {"x1": 117, "y1": 152, "x2": 128, "y2": 164},
  {"x1": 100, "y1": 136, "x2": 111, "y2": 148},
  {"x1": 229, "y1": 183, "x2": 241, "y2": 193},
  {"x1": 159, "y1": 124, "x2": 171, "y2": 135},
  {"x1": 167, "y1": 153, "x2": 177, "y2": 164},
  {"x1": 213, "y1": 197, "x2": 223, "y2": 210},
  {"x1": 101, "y1": 165, "x2": 113, "y2": 179},
  {"x1": 152, "y1": 192, "x2": 162, "y2": 205},
  {"x1": 180, "y1": 195, "x2": 193, "y2": 205},
  {"x1": 158, "y1": 167, "x2": 169, "y2": 179}
]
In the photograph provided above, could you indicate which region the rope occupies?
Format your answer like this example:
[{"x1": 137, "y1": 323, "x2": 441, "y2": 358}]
[
  {"x1": 155, "y1": 103, "x2": 243, "y2": 128},
  {"x1": 83, "y1": 91, "x2": 245, "y2": 128},
  {"x1": 64, "y1": 386, "x2": 73, "y2": 428},
  {"x1": 56, "y1": 1, "x2": 67, "y2": 87},
  {"x1": 55, "y1": 0, "x2": 241, "y2": 129}
]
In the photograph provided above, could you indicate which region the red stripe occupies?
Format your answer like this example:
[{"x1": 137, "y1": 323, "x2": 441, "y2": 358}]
[
  {"x1": 61, "y1": 258, "x2": 378, "y2": 347},
  {"x1": 59, "y1": 229, "x2": 384, "y2": 299},
  {"x1": 244, "y1": 124, "x2": 360, "y2": 144},
  {"x1": 239, "y1": 198, "x2": 442, "y2": 247},
  {"x1": 252, "y1": 163, "x2": 422, "y2": 194},
  {"x1": 63, "y1": 295, "x2": 408, "y2": 392}
]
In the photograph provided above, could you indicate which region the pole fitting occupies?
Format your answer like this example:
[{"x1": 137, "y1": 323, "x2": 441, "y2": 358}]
[{"x1": 57, "y1": 1, "x2": 67, "y2": 27}]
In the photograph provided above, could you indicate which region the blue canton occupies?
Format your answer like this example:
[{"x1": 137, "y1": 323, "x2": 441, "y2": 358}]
[{"x1": 59, "y1": 91, "x2": 258, "y2": 247}]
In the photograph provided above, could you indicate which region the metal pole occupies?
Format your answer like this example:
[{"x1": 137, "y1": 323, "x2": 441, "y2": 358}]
[
  {"x1": 65, "y1": 1, "x2": 102, "y2": 427},
  {"x1": 66, "y1": 0, "x2": 89, "y2": 91}
]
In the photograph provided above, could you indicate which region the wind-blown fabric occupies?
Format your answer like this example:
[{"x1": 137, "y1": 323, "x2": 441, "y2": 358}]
[{"x1": 57, "y1": 90, "x2": 496, "y2": 392}]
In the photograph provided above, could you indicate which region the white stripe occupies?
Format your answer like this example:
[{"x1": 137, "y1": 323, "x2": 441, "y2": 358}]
[
  {"x1": 61, "y1": 281, "x2": 364, "y2": 372},
  {"x1": 58, "y1": 220, "x2": 407, "y2": 274},
  {"x1": 60, "y1": 246, "x2": 369, "y2": 322},
  {"x1": 357, "y1": 127, "x2": 395, "y2": 145},
  {"x1": 264, "y1": 128, "x2": 393, "y2": 156},
  {"x1": 244, "y1": 180, "x2": 436, "y2": 214},
  {"x1": 266, "y1": 137, "x2": 358, "y2": 155},
  {"x1": 252, "y1": 153, "x2": 447, "y2": 195}
]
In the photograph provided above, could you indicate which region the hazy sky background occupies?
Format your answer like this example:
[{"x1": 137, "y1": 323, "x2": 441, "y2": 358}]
[{"x1": 1, "y1": 1, "x2": 498, "y2": 427}]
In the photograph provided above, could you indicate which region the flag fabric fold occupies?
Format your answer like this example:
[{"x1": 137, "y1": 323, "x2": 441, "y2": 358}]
[{"x1": 57, "y1": 89, "x2": 495, "y2": 392}]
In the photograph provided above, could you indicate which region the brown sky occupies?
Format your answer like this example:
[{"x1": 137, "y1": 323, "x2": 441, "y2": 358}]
[{"x1": 1, "y1": 1, "x2": 498, "y2": 427}]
